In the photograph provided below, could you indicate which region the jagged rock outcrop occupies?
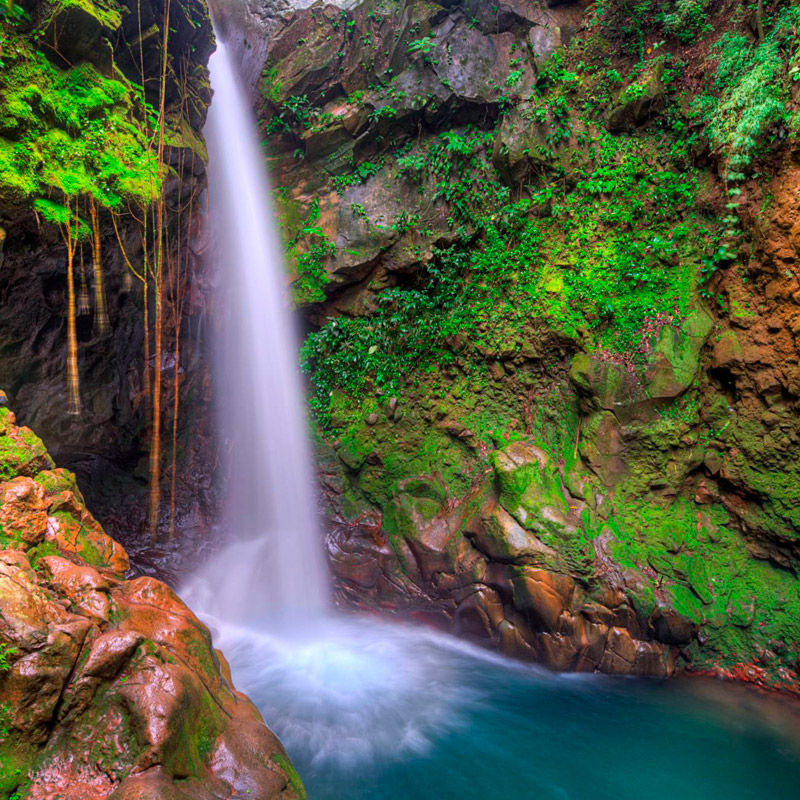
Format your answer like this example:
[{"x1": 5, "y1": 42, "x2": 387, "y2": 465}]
[
  {"x1": 255, "y1": 0, "x2": 800, "y2": 693},
  {"x1": 0, "y1": 404, "x2": 303, "y2": 799}
]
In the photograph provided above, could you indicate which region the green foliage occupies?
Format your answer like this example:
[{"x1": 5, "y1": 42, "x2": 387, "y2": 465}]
[
  {"x1": 33, "y1": 199, "x2": 89, "y2": 236},
  {"x1": 330, "y1": 158, "x2": 384, "y2": 192},
  {"x1": 266, "y1": 95, "x2": 314, "y2": 134},
  {"x1": 590, "y1": 0, "x2": 659, "y2": 58},
  {"x1": 290, "y1": 200, "x2": 334, "y2": 305},
  {"x1": 367, "y1": 105, "x2": 397, "y2": 124},
  {"x1": 661, "y1": 0, "x2": 712, "y2": 42},
  {"x1": 0, "y1": 36, "x2": 159, "y2": 209},
  {"x1": 303, "y1": 125, "x2": 709, "y2": 424},
  {"x1": 397, "y1": 126, "x2": 506, "y2": 227},
  {"x1": 0, "y1": 642, "x2": 16, "y2": 672},
  {"x1": 301, "y1": 251, "x2": 467, "y2": 421},
  {"x1": 693, "y1": 5, "x2": 800, "y2": 177},
  {"x1": 407, "y1": 36, "x2": 435, "y2": 55}
]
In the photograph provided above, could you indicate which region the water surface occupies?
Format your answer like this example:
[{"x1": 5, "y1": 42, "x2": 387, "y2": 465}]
[{"x1": 207, "y1": 615, "x2": 800, "y2": 800}]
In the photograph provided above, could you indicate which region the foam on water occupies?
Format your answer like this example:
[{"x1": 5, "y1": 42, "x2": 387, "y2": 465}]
[{"x1": 196, "y1": 613, "x2": 518, "y2": 769}]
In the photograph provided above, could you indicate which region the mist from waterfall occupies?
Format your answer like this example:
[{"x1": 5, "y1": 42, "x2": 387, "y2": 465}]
[
  {"x1": 177, "y1": 30, "x2": 800, "y2": 798},
  {"x1": 183, "y1": 32, "x2": 327, "y2": 626}
]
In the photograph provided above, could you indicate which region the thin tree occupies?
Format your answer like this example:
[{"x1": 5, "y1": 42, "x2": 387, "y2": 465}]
[
  {"x1": 148, "y1": 0, "x2": 173, "y2": 540},
  {"x1": 111, "y1": 209, "x2": 151, "y2": 414},
  {"x1": 88, "y1": 197, "x2": 110, "y2": 336},
  {"x1": 168, "y1": 61, "x2": 196, "y2": 541},
  {"x1": 64, "y1": 197, "x2": 82, "y2": 415},
  {"x1": 78, "y1": 243, "x2": 91, "y2": 316},
  {"x1": 34, "y1": 196, "x2": 87, "y2": 416}
]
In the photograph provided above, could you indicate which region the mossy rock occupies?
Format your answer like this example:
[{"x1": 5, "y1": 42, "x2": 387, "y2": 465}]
[
  {"x1": 472, "y1": 504, "x2": 557, "y2": 566},
  {"x1": 647, "y1": 309, "x2": 714, "y2": 401},
  {"x1": 491, "y1": 441, "x2": 569, "y2": 530},
  {"x1": 606, "y1": 57, "x2": 666, "y2": 132}
]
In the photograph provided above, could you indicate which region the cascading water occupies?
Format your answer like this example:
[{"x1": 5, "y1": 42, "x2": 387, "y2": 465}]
[
  {"x1": 181, "y1": 28, "x2": 800, "y2": 800},
  {"x1": 181, "y1": 24, "x2": 486, "y2": 774},
  {"x1": 183, "y1": 31, "x2": 327, "y2": 627}
]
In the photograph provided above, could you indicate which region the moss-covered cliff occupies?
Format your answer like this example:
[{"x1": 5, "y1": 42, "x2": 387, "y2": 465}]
[
  {"x1": 258, "y1": 0, "x2": 800, "y2": 691},
  {"x1": 0, "y1": 0, "x2": 221, "y2": 568}
]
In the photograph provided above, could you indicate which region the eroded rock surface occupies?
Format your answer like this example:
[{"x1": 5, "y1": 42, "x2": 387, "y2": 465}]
[{"x1": 0, "y1": 406, "x2": 303, "y2": 800}]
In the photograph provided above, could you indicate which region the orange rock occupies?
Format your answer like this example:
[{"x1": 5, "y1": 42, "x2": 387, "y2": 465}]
[
  {"x1": 38, "y1": 555, "x2": 111, "y2": 622},
  {"x1": 0, "y1": 476, "x2": 48, "y2": 547},
  {"x1": 0, "y1": 408, "x2": 300, "y2": 799}
]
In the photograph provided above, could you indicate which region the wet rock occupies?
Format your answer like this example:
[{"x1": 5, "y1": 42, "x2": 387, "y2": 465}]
[
  {"x1": 491, "y1": 442, "x2": 570, "y2": 530},
  {"x1": 38, "y1": 556, "x2": 111, "y2": 622},
  {"x1": 471, "y1": 505, "x2": 557, "y2": 564},
  {"x1": 0, "y1": 404, "x2": 303, "y2": 799},
  {"x1": 0, "y1": 476, "x2": 48, "y2": 547},
  {"x1": 653, "y1": 609, "x2": 696, "y2": 646},
  {"x1": 511, "y1": 568, "x2": 573, "y2": 631}
]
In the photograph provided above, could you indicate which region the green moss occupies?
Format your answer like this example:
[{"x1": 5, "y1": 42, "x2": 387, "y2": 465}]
[
  {"x1": 55, "y1": 0, "x2": 123, "y2": 30},
  {"x1": 0, "y1": 719, "x2": 31, "y2": 800},
  {"x1": 602, "y1": 496, "x2": 800, "y2": 669},
  {"x1": 27, "y1": 541, "x2": 60, "y2": 569},
  {"x1": 50, "y1": 510, "x2": 105, "y2": 566},
  {"x1": 271, "y1": 752, "x2": 307, "y2": 800},
  {"x1": 0, "y1": 35, "x2": 160, "y2": 210},
  {"x1": 0, "y1": 422, "x2": 53, "y2": 481}
]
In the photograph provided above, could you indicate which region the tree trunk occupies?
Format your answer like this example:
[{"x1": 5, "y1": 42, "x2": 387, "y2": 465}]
[
  {"x1": 64, "y1": 204, "x2": 80, "y2": 416},
  {"x1": 148, "y1": 0, "x2": 172, "y2": 540},
  {"x1": 89, "y1": 198, "x2": 110, "y2": 337}
]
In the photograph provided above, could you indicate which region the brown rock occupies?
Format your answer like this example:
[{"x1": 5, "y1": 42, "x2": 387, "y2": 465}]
[
  {"x1": 108, "y1": 769, "x2": 220, "y2": 800},
  {"x1": 511, "y1": 568, "x2": 573, "y2": 631},
  {"x1": 209, "y1": 719, "x2": 295, "y2": 799},
  {"x1": 653, "y1": 609, "x2": 696, "y2": 646},
  {"x1": 0, "y1": 407, "x2": 301, "y2": 799},
  {"x1": 39, "y1": 556, "x2": 111, "y2": 622},
  {"x1": 0, "y1": 476, "x2": 48, "y2": 547}
]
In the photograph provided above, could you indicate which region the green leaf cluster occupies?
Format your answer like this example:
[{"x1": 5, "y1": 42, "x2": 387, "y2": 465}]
[
  {"x1": 0, "y1": 34, "x2": 161, "y2": 211},
  {"x1": 692, "y1": 4, "x2": 800, "y2": 177}
]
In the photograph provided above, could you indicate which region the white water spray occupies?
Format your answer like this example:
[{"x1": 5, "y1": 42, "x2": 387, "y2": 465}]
[
  {"x1": 184, "y1": 32, "x2": 327, "y2": 626},
  {"x1": 182, "y1": 28, "x2": 495, "y2": 771}
]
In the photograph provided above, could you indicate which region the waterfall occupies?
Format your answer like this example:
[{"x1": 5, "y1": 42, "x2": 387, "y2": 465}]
[
  {"x1": 181, "y1": 26, "x2": 467, "y2": 774},
  {"x1": 183, "y1": 31, "x2": 328, "y2": 626}
]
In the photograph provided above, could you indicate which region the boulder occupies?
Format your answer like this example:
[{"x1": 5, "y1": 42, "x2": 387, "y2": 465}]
[
  {"x1": 607, "y1": 58, "x2": 667, "y2": 132},
  {"x1": 0, "y1": 405, "x2": 303, "y2": 799},
  {"x1": 491, "y1": 442, "x2": 569, "y2": 531},
  {"x1": 0, "y1": 477, "x2": 48, "y2": 548},
  {"x1": 472, "y1": 504, "x2": 557, "y2": 564}
]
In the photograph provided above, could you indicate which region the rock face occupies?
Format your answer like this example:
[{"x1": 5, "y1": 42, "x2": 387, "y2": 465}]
[
  {"x1": 327, "y1": 441, "x2": 675, "y2": 677},
  {"x1": 0, "y1": 405, "x2": 303, "y2": 799},
  {"x1": 255, "y1": 0, "x2": 800, "y2": 692},
  {"x1": 0, "y1": 0, "x2": 221, "y2": 578}
]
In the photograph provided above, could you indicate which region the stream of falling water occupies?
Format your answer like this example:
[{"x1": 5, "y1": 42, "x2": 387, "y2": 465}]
[
  {"x1": 181, "y1": 30, "x2": 800, "y2": 800},
  {"x1": 182, "y1": 30, "x2": 327, "y2": 627},
  {"x1": 179, "y1": 26, "x2": 482, "y2": 780}
]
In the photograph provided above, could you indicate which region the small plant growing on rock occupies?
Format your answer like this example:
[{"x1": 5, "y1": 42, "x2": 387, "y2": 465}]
[
  {"x1": 0, "y1": 641, "x2": 17, "y2": 672},
  {"x1": 407, "y1": 36, "x2": 434, "y2": 55}
]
